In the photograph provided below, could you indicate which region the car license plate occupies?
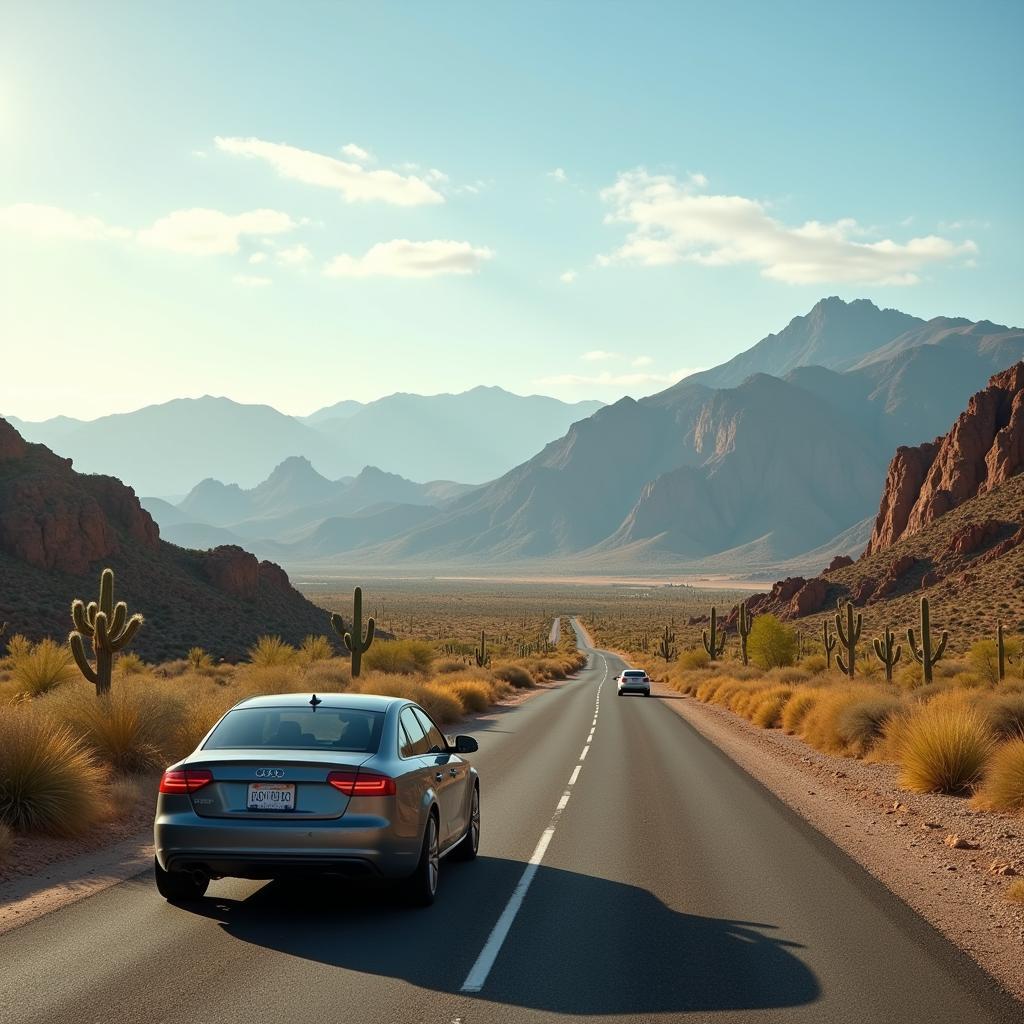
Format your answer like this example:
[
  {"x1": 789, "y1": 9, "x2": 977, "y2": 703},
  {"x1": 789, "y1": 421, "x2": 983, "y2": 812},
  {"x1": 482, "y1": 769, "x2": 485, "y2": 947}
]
[{"x1": 246, "y1": 782, "x2": 295, "y2": 811}]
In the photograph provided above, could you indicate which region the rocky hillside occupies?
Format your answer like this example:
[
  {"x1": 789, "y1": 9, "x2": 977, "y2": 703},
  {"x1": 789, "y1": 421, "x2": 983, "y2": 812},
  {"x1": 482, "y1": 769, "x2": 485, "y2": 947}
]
[
  {"x1": 0, "y1": 418, "x2": 334, "y2": 661},
  {"x1": 866, "y1": 363, "x2": 1024, "y2": 554},
  {"x1": 744, "y1": 363, "x2": 1024, "y2": 649}
]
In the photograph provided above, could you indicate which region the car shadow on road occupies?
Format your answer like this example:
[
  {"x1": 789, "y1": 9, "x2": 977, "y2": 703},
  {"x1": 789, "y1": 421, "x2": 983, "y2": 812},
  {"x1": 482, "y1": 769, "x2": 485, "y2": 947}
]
[{"x1": 184, "y1": 856, "x2": 819, "y2": 1014}]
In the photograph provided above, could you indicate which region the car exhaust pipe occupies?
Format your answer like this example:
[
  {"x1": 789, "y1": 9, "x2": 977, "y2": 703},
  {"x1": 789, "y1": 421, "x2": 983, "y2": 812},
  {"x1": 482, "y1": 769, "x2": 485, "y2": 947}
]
[{"x1": 190, "y1": 869, "x2": 209, "y2": 888}]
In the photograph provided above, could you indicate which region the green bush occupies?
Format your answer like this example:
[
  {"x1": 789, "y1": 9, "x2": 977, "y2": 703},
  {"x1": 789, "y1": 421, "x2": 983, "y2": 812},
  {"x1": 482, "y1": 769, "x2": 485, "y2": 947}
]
[
  {"x1": 747, "y1": 615, "x2": 797, "y2": 670},
  {"x1": 363, "y1": 640, "x2": 435, "y2": 675}
]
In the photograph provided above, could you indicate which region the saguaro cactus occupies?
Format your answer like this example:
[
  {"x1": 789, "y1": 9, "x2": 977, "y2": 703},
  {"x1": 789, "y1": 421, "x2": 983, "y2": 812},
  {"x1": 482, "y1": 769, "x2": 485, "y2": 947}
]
[
  {"x1": 475, "y1": 630, "x2": 489, "y2": 667},
  {"x1": 907, "y1": 596, "x2": 947, "y2": 685},
  {"x1": 331, "y1": 586, "x2": 375, "y2": 678},
  {"x1": 834, "y1": 600, "x2": 862, "y2": 678},
  {"x1": 821, "y1": 619, "x2": 837, "y2": 670},
  {"x1": 702, "y1": 607, "x2": 726, "y2": 661},
  {"x1": 737, "y1": 605, "x2": 753, "y2": 666},
  {"x1": 68, "y1": 568, "x2": 144, "y2": 696},
  {"x1": 658, "y1": 624, "x2": 676, "y2": 661},
  {"x1": 995, "y1": 618, "x2": 1003, "y2": 684},
  {"x1": 872, "y1": 626, "x2": 902, "y2": 683}
]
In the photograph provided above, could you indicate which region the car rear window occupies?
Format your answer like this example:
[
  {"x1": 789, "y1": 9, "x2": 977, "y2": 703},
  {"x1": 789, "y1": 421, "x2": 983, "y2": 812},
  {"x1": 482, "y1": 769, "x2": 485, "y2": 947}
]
[
  {"x1": 203, "y1": 707, "x2": 385, "y2": 752},
  {"x1": 624, "y1": 670, "x2": 646, "y2": 677}
]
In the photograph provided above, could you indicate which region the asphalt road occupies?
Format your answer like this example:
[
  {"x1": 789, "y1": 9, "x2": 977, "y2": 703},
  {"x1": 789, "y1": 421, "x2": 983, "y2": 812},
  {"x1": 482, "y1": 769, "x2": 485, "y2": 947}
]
[{"x1": 0, "y1": 621, "x2": 1018, "y2": 1024}]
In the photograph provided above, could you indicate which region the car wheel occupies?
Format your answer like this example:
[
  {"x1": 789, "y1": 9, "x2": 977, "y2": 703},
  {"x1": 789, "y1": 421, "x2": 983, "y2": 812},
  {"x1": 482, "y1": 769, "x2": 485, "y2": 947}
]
[
  {"x1": 404, "y1": 812, "x2": 440, "y2": 906},
  {"x1": 452, "y1": 784, "x2": 480, "y2": 861},
  {"x1": 154, "y1": 857, "x2": 208, "y2": 903}
]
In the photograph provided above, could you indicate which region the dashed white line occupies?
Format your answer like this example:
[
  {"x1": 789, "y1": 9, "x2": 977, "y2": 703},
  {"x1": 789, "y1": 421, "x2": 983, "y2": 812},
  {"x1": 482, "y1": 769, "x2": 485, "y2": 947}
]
[{"x1": 460, "y1": 650, "x2": 608, "y2": 993}]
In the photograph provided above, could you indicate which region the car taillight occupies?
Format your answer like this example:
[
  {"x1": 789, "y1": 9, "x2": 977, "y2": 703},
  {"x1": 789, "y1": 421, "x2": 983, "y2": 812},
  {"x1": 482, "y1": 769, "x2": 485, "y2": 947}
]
[
  {"x1": 159, "y1": 767, "x2": 214, "y2": 794},
  {"x1": 327, "y1": 769, "x2": 397, "y2": 797}
]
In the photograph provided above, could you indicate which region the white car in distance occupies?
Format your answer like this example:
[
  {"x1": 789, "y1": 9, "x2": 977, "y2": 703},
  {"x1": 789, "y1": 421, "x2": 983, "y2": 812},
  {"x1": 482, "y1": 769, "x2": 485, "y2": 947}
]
[{"x1": 616, "y1": 669, "x2": 651, "y2": 697}]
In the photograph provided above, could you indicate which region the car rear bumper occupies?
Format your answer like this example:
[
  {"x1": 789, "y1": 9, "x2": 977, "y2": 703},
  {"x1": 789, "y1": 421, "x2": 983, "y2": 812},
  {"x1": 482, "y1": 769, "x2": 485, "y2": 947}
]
[
  {"x1": 617, "y1": 685, "x2": 650, "y2": 694},
  {"x1": 155, "y1": 811, "x2": 421, "y2": 880}
]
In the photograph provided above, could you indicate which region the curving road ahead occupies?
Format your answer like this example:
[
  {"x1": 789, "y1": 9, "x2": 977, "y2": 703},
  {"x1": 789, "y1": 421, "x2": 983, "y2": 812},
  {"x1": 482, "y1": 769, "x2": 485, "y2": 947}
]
[{"x1": 0, "y1": 622, "x2": 1018, "y2": 1023}]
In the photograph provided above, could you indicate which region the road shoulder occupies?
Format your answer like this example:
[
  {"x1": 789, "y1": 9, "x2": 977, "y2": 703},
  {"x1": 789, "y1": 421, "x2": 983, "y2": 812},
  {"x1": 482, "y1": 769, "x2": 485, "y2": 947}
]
[{"x1": 652, "y1": 681, "x2": 1024, "y2": 1003}]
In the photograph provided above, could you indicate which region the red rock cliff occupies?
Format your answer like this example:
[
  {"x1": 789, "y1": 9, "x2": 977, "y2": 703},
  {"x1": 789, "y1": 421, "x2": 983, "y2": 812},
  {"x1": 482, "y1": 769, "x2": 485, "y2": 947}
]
[{"x1": 865, "y1": 363, "x2": 1024, "y2": 555}]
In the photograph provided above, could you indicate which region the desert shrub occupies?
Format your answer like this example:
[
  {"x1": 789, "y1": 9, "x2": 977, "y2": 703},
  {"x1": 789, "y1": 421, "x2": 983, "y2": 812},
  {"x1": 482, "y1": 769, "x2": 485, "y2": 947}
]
[
  {"x1": 747, "y1": 615, "x2": 797, "y2": 670},
  {"x1": 117, "y1": 652, "x2": 147, "y2": 676},
  {"x1": 980, "y1": 694, "x2": 1024, "y2": 741},
  {"x1": 835, "y1": 693, "x2": 904, "y2": 757},
  {"x1": 440, "y1": 679, "x2": 492, "y2": 713},
  {"x1": 968, "y1": 639, "x2": 1003, "y2": 686},
  {"x1": 5, "y1": 634, "x2": 31, "y2": 663},
  {"x1": 679, "y1": 648, "x2": 711, "y2": 670},
  {"x1": 801, "y1": 686, "x2": 893, "y2": 756},
  {"x1": 800, "y1": 655, "x2": 828, "y2": 675},
  {"x1": 493, "y1": 664, "x2": 535, "y2": 689},
  {"x1": 302, "y1": 660, "x2": 351, "y2": 692},
  {"x1": 434, "y1": 658, "x2": 468, "y2": 674},
  {"x1": 975, "y1": 737, "x2": 1024, "y2": 813},
  {"x1": 1006, "y1": 879, "x2": 1024, "y2": 904},
  {"x1": 0, "y1": 710, "x2": 107, "y2": 835},
  {"x1": 418, "y1": 683, "x2": 465, "y2": 724},
  {"x1": 248, "y1": 635, "x2": 297, "y2": 667},
  {"x1": 750, "y1": 687, "x2": 793, "y2": 729},
  {"x1": 898, "y1": 703, "x2": 995, "y2": 794},
  {"x1": 299, "y1": 635, "x2": 333, "y2": 664},
  {"x1": 364, "y1": 640, "x2": 435, "y2": 675},
  {"x1": 187, "y1": 647, "x2": 214, "y2": 672},
  {"x1": 152, "y1": 659, "x2": 190, "y2": 678},
  {"x1": 102, "y1": 775, "x2": 149, "y2": 820},
  {"x1": 893, "y1": 661, "x2": 924, "y2": 690},
  {"x1": 0, "y1": 821, "x2": 12, "y2": 863},
  {"x1": 781, "y1": 689, "x2": 820, "y2": 734},
  {"x1": 767, "y1": 667, "x2": 810, "y2": 685},
  {"x1": 11, "y1": 638, "x2": 77, "y2": 696},
  {"x1": 60, "y1": 686, "x2": 185, "y2": 774},
  {"x1": 176, "y1": 691, "x2": 236, "y2": 754}
]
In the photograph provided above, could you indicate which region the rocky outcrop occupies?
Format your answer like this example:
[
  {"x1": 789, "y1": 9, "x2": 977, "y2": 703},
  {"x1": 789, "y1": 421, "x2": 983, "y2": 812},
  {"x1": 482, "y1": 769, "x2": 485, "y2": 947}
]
[
  {"x1": 0, "y1": 416, "x2": 330, "y2": 660},
  {"x1": 0, "y1": 419, "x2": 159, "y2": 574},
  {"x1": 789, "y1": 578, "x2": 828, "y2": 616},
  {"x1": 947, "y1": 519, "x2": 1002, "y2": 556},
  {"x1": 825, "y1": 555, "x2": 854, "y2": 573},
  {"x1": 865, "y1": 363, "x2": 1024, "y2": 555}
]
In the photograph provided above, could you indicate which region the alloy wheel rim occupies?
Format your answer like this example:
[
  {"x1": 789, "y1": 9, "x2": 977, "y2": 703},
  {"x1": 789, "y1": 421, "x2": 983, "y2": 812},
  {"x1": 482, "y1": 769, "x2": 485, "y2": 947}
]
[
  {"x1": 471, "y1": 790, "x2": 480, "y2": 850},
  {"x1": 428, "y1": 819, "x2": 439, "y2": 893}
]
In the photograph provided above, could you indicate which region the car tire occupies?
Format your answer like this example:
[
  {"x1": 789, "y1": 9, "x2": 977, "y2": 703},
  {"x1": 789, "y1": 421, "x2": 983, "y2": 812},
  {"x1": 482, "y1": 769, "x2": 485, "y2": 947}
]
[
  {"x1": 404, "y1": 812, "x2": 440, "y2": 907},
  {"x1": 452, "y1": 784, "x2": 480, "y2": 862},
  {"x1": 154, "y1": 857, "x2": 208, "y2": 902}
]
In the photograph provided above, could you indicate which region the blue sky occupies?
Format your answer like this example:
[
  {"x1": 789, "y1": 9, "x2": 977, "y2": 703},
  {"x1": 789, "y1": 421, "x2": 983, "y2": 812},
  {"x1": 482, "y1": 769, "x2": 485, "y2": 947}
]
[{"x1": 1, "y1": 1, "x2": 1021, "y2": 420}]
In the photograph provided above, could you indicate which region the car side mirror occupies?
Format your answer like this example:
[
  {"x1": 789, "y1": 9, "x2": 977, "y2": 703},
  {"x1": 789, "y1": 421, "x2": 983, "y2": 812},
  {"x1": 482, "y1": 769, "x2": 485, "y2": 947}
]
[{"x1": 451, "y1": 735, "x2": 478, "y2": 754}]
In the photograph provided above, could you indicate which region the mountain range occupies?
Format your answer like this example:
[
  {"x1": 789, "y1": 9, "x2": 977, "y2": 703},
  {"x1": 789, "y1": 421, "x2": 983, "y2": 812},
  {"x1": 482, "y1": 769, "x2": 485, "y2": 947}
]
[
  {"x1": 5, "y1": 387, "x2": 603, "y2": 496},
  {"x1": 10, "y1": 297, "x2": 1024, "y2": 578}
]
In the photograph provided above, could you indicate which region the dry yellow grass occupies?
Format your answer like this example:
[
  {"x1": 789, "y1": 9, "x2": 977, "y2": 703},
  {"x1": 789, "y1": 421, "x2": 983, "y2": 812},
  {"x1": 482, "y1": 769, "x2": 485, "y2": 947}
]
[
  {"x1": 975, "y1": 737, "x2": 1024, "y2": 814},
  {"x1": 781, "y1": 689, "x2": 821, "y2": 734},
  {"x1": 898, "y1": 703, "x2": 995, "y2": 794},
  {"x1": 0, "y1": 707, "x2": 107, "y2": 835},
  {"x1": 11, "y1": 638, "x2": 77, "y2": 696}
]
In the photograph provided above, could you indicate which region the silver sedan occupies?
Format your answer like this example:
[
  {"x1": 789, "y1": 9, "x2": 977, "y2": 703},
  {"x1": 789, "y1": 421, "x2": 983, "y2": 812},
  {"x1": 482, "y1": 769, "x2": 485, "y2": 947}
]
[{"x1": 153, "y1": 692, "x2": 480, "y2": 906}]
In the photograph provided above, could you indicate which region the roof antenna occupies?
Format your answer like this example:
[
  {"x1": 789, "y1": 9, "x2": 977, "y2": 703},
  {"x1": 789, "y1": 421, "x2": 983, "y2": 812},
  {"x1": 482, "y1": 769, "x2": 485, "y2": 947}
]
[{"x1": 309, "y1": 693, "x2": 322, "y2": 708}]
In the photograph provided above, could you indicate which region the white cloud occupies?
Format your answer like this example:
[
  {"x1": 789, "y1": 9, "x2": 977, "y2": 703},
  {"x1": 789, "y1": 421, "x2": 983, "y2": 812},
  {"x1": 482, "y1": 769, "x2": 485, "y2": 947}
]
[
  {"x1": 560, "y1": 269, "x2": 578, "y2": 284},
  {"x1": 341, "y1": 143, "x2": 371, "y2": 162},
  {"x1": 599, "y1": 169, "x2": 977, "y2": 285},
  {"x1": 0, "y1": 203, "x2": 130, "y2": 241},
  {"x1": 425, "y1": 168, "x2": 449, "y2": 183},
  {"x1": 248, "y1": 251, "x2": 269, "y2": 264},
  {"x1": 276, "y1": 243, "x2": 313, "y2": 267},
  {"x1": 632, "y1": 355, "x2": 654, "y2": 367},
  {"x1": 232, "y1": 273, "x2": 272, "y2": 288},
  {"x1": 548, "y1": 168, "x2": 568, "y2": 183},
  {"x1": 215, "y1": 136, "x2": 444, "y2": 206},
  {"x1": 688, "y1": 172, "x2": 708, "y2": 188},
  {"x1": 582, "y1": 349, "x2": 617, "y2": 362},
  {"x1": 138, "y1": 208, "x2": 296, "y2": 254},
  {"x1": 323, "y1": 239, "x2": 493, "y2": 279}
]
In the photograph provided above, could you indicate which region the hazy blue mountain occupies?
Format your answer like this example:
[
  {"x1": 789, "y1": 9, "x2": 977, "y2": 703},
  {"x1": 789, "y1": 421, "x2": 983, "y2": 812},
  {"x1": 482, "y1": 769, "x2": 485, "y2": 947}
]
[
  {"x1": 690, "y1": 297, "x2": 922, "y2": 387},
  {"x1": 12, "y1": 388, "x2": 602, "y2": 494},
  {"x1": 303, "y1": 386, "x2": 604, "y2": 484},
  {"x1": 348, "y1": 300, "x2": 1024, "y2": 572}
]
